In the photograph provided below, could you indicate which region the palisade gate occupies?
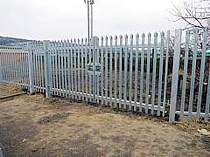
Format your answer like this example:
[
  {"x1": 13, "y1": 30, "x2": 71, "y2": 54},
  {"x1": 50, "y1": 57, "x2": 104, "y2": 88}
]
[{"x1": 0, "y1": 28, "x2": 209, "y2": 122}]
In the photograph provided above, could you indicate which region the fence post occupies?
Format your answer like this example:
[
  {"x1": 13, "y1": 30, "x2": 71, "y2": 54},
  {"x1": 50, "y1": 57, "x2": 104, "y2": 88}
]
[
  {"x1": 91, "y1": 36, "x2": 99, "y2": 103},
  {"x1": 27, "y1": 42, "x2": 34, "y2": 94},
  {"x1": 43, "y1": 40, "x2": 51, "y2": 98},
  {"x1": 169, "y1": 29, "x2": 182, "y2": 123}
]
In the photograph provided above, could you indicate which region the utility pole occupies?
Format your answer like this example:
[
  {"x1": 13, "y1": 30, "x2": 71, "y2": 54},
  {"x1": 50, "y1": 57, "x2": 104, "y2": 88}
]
[
  {"x1": 90, "y1": 1, "x2": 94, "y2": 38},
  {"x1": 85, "y1": 0, "x2": 90, "y2": 43},
  {"x1": 84, "y1": 0, "x2": 95, "y2": 43}
]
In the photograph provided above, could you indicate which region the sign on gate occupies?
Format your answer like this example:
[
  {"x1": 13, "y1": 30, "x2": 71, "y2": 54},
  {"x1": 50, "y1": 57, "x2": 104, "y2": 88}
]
[{"x1": 87, "y1": 63, "x2": 101, "y2": 75}]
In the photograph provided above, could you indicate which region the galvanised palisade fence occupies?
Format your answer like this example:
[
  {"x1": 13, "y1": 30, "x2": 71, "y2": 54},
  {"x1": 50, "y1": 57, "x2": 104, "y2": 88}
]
[
  {"x1": 0, "y1": 45, "x2": 29, "y2": 86},
  {"x1": 0, "y1": 28, "x2": 209, "y2": 122}
]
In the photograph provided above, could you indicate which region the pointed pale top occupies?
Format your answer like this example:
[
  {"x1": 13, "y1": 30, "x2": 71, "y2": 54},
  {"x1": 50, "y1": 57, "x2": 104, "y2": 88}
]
[
  {"x1": 154, "y1": 32, "x2": 158, "y2": 37},
  {"x1": 63, "y1": 40, "x2": 67, "y2": 47},
  {"x1": 101, "y1": 36, "x2": 104, "y2": 41},
  {"x1": 136, "y1": 33, "x2": 139, "y2": 38},
  {"x1": 130, "y1": 34, "x2": 134, "y2": 45},
  {"x1": 85, "y1": 38, "x2": 88, "y2": 44},
  {"x1": 141, "y1": 34, "x2": 145, "y2": 44},
  {"x1": 114, "y1": 36, "x2": 118, "y2": 45},
  {"x1": 125, "y1": 34, "x2": 128, "y2": 45},
  {"x1": 101, "y1": 37, "x2": 104, "y2": 46},
  {"x1": 136, "y1": 34, "x2": 139, "y2": 45},
  {"x1": 119, "y1": 35, "x2": 123, "y2": 45},
  {"x1": 161, "y1": 32, "x2": 165, "y2": 37},
  {"x1": 61, "y1": 40, "x2": 65, "y2": 46},
  {"x1": 105, "y1": 36, "x2": 109, "y2": 46},
  {"x1": 110, "y1": 36, "x2": 113, "y2": 46}
]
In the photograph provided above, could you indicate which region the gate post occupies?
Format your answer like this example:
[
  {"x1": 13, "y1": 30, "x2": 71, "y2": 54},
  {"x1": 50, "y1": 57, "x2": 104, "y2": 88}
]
[
  {"x1": 91, "y1": 36, "x2": 99, "y2": 103},
  {"x1": 169, "y1": 29, "x2": 182, "y2": 123},
  {"x1": 27, "y1": 42, "x2": 34, "y2": 94},
  {"x1": 43, "y1": 40, "x2": 51, "y2": 98}
]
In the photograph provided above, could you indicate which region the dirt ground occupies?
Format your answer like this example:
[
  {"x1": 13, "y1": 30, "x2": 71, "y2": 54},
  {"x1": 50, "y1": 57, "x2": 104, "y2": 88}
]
[{"x1": 0, "y1": 84, "x2": 210, "y2": 157}]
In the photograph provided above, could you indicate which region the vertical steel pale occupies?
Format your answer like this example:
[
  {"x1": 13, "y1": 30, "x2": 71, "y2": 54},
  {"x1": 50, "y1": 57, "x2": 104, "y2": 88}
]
[
  {"x1": 189, "y1": 29, "x2": 198, "y2": 115},
  {"x1": 44, "y1": 40, "x2": 52, "y2": 98},
  {"x1": 197, "y1": 29, "x2": 208, "y2": 118},
  {"x1": 123, "y1": 35, "x2": 128, "y2": 109},
  {"x1": 134, "y1": 34, "x2": 139, "y2": 111},
  {"x1": 180, "y1": 31, "x2": 190, "y2": 116},
  {"x1": 151, "y1": 33, "x2": 158, "y2": 115},
  {"x1": 140, "y1": 34, "x2": 145, "y2": 112},
  {"x1": 169, "y1": 29, "x2": 182, "y2": 122},
  {"x1": 162, "y1": 30, "x2": 170, "y2": 117},
  {"x1": 157, "y1": 32, "x2": 164, "y2": 116},
  {"x1": 145, "y1": 33, "x2": 151, "y2": 114},
  {"x1": 27, "y1": 42, "x2": 34, "y2": 94},
  {"x1": 129, "y1": 34, "x2": 134, "y2": 110}
]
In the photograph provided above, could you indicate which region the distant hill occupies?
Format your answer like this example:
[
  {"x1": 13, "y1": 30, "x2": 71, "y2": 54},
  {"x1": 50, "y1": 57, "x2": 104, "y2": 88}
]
[{"x1": 0, "y1": 36, "x2": 31, "y2": 46}]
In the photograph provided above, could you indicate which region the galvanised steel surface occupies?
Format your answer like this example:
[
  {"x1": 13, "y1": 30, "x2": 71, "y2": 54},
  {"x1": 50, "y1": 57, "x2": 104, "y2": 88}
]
[
  {"x1": 0, "y1": 28, "x2": 209, "y2": 122},
  {"x1": 169, "y1": 29, "x2": 182, "y2": 122}
]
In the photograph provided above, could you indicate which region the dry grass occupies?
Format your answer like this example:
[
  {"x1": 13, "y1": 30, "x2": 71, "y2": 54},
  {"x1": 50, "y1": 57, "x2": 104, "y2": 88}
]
[
  {"x1": 0, "y1": 83, "x2": 22, "y2": 95},
  {"x1": 0, "y1": 84, "x2": 210, "y2": 157}
]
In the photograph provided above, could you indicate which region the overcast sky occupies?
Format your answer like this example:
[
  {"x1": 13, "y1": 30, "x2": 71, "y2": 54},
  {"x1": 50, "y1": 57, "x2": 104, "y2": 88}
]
[{"x1": 0, "y1": 0, "x2": 185, "y2": 40}]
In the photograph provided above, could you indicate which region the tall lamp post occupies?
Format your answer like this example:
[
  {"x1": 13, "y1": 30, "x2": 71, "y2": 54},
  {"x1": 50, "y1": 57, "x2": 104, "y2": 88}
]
[{"x1": 84, "y1": 0, "x2": 95, "y2": 43}]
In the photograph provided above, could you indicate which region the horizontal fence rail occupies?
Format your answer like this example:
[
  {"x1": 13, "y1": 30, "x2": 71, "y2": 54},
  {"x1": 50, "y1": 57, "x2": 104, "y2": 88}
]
[{"x1": 0, "y1": 28, "x2": 209, "y2": 122}]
